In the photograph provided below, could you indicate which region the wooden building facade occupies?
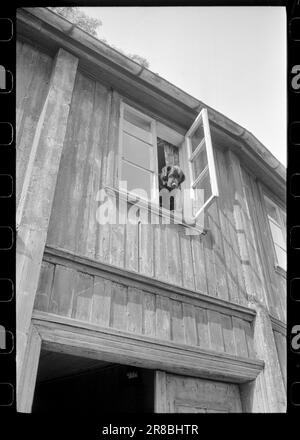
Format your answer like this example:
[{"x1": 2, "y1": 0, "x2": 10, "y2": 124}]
[{"x1": 16, "y1": 8, "x2": 286, "y2": 413}]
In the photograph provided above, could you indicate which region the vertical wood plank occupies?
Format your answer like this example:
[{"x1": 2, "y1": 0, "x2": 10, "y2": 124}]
[
  {"x1": 273, "y1": 331, "x2": 286, "y2": 388},
  {"x1": 154, "y1": 222, "x2": 169, "y2": 283},
  {"x1": 232, "y1": 316, "x2": 249, "y2": 358},
  {"x1": 125, "y1": 210, "x2": 139, "y2": 272},
  {"x1": 82, "y1": 82, "x2": 111, "y2": 259},
  {"x1": 170, "y1": 299, "x2": 185, "y2": 344},
  {"x1": 195, "y1": 307, "x2": 210, "y2": 350},
  {"x1": 127, "y1": 287, "x2": 143, "y2": 334},
  {"x1": 17, "y1": 43, "x2": 53, "y2": 207},
  {"x1": 48, "y1": 265, "x2": 76, "y2": 317},
  {"x1": 103, "y1": 90, "x2": 120, "y2": 189},
  {"x1": 205, "y1": 201, "x2": 229, "y2": 301},
  {"x1": 139, "y1": 208, "x2": 154, "y2": 277},
  {"x1": 155, "y1": 371, "x2": 168, "y2": 413},
  {"x1": 46, "y1": 71, "x2": 92, "y2": 252},
  {"x1": 241, "y1": 170, "x2": 268, "y2": 305},
  {"x1": 110, "y1": 282, "x2": 128, "y2": 331},
  {"x1": 17, "y1": 325, "x2": 41, "y2": 413},
  {"x1": 220, "y1": 314, "x2": 236, "y2": 355},
  {"x1": 215, "y1": 149, "x2": 242, "y2": 304},
  {"x1": 166, "y1": 225, "x2": 183, "y2": 286},
  {"x1": 109, "y1": 198, "x2": 126, "y2": 268},
  {"x1": 207, "y1": 310, "x2": 225, "y2": 352},
  {"x1": 143, "y1": 292, "x2": 156, "y2": 337},
  {"x1": 34, "y1": 261, "x2": 55, "y2": 312},
  {"x1": 72, "y1": 271, "x2": 94, "y2": 322},
  {"x1": 178, "y1": 232, "x2": 195, "y2": 291},
  {"x1": 90, "y1": 276, "x2": 112, "y2": 327},
  {"x1": 183, "y1": 303, "x2": 198, "y2": 346},
  {"x1": 156, "y1": 295, "x2": 171, "y2": 340},
  {"x1": 191, "y1": 235, "x2": 207, "y2": 294},
  {"x1": 243, "y1": 320, "x2": 256, "y2": 358}
]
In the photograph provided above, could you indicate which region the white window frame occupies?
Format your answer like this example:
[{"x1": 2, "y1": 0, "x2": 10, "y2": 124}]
[
  {"x1": 185, "y1": 108, "x2": 219, "y2": 220},
  {"x1": 263, "y1": 194, "x2": 286, "y2": 271},
  {"x1": 118, "y1": 101, "x2": 159, "y2": 205},
  {"x1": 116, "y1": 102, "x2": 218, "y2": 232}
]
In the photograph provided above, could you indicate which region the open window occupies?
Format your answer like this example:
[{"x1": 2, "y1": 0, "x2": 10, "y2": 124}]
[
  {"x1": 118, "y1": 102, "x2": 219, "y2": 225},
  {"x1": 263, "y1": 194, "x2": 286, "y2": 271},
  {"x1": 184, "y1": 108, "x2": 219, "y2": 221}
]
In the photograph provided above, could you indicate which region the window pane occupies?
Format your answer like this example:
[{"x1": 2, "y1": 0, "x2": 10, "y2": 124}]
[
  {"x1": 123, "y1": 119, "x2": 152, "y2": 144},
  {"x1": 192, "y1": 144, "x2": 208, "y2": 180},
  {"x1": 190, "y1": 121, "x2": 204, "y2": 153},
  {"x1": 123, "y1": 133, "x2": 152, "y2": 169},
  {"x1": 269, "y1": 220, "x2": 286, "y2": 249},
  {"x1": 124, "y1": 108, "x2": 151, "y2": 132},
  {"x1": 121, "y1": 160, "x2": 152, "y2": 197},
  {"x1": 265, "y1": 197, "x2": 280, "y2": 223},
  {"x1": 274, "y1": 244, "x2": 286, "y2": 271},
  {"x1": 194, "y1": 168, "x2": 212, "y2": 205}
]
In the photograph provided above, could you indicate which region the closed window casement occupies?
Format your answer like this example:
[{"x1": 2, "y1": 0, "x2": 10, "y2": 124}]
[
  {"x1": 118, "y1": 102, "x2": 219, "y2": 223},
  {"x1": 119, "y1": 103, "x2": 159, "y2": 204},
  {"x1": 264, "y1": 194, "x2": 286, "y2": 271}
]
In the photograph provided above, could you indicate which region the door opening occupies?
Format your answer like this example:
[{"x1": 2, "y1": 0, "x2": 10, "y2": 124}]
[{"x1": 32, "y1": 349, "x2": 155, "y2": 413}]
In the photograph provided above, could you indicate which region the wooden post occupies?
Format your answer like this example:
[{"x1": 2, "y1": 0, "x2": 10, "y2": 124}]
[
  {"x1": 154, "y1": 371, "x2": 168, "y2": 413},
  {"x1": 228, "y1": 151, "x2": 286, "y2": 412},
  {"x1": 16, "y1": 49, "x2": 78, "y2": 397},
  {"x1": 17, "y1": 325, "x2": 42, "y2": 413}
]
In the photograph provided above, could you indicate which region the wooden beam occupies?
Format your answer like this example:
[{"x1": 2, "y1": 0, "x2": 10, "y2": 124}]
[
  {"x1": 43, "y1": 245, "x2": 256, "y2": 323},
  {"x1": 16, "y1": 48, "x2": 78, "y2": 388},
  {"x1": 32, "y1": 311, "x2": 264, "y2": 384},
  {"x1": 17, "y1": 325, "x2": 41, "y2": 413}
]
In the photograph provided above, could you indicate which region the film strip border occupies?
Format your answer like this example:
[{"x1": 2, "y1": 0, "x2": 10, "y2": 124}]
[
  {"x1": 289, "y1": 1, "x2": 300, "y2": 412},
  {"x1": 0, "y1": 12, "x2": 15, "y2": 412}
]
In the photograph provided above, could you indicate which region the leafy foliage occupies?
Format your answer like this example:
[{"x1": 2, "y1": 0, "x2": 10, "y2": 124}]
[
  {"x1": 49, "y1": 7, "x2": 102, "y2": 37},
  {"x1": 128, "y1": 54, "x2": 150, "y2": 69}
]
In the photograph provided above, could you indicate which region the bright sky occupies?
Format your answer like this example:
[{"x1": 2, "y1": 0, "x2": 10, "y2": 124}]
[{"x1": 81, "y1": 6, "x2": 286, "y2": 166}]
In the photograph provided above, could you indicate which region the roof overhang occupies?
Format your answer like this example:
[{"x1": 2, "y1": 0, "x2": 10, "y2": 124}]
[{"x1": 16, "y1": 7, "x2": 286, "y2": 202}]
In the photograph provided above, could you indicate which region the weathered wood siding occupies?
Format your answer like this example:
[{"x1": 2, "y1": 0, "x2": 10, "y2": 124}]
[
  {"x1": 45, "y1": 68, "x2": 246, "y2": 305},
  {"x1": 273, "y1": 329, "x2": 286, "y2": 389},
  {"x1": 16, "y1": 42, "x2": 284, "y2": 324},
  {"x1": 16, "y1": 41, "x2": 54, "y2": 206},
  {"x1": 34, "y1": 259, "x2": 255, "y2": 359},
  {"x1": 43, "y1": 66, "x2": 285, "y2": 321}
]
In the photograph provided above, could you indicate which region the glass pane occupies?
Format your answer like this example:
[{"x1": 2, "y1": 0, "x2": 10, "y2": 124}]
[
  {"x1": 194, "y1": 168, "x2": 212, "y2": 205},
  {"x1": 124, "y1": 108, "x2": 151, "y2": 132},
  {"x1": 269, "y1": 220, "x2": 286, "y2": 249},
  {"x1": 123, "y1": 119, "x2": 152, "y2": 144},
  {"x1": 265, "y1": 197, "x2": 280, "y2": 223},
  {"x1": 192, "y1": 144, "x2": 208, "y2": 180},
  {"x1": 275, "y1": 245, "x2": 286, "y2": 271},
  {"x1": 190, "y1": 121, "x2": 204, "y2": 153},
  {"x1": 123, "y1": 133, "x2": 152, "y2": 169},
  {"x1": 120, "y1": 160, "x2": 152, "y2": 198}
]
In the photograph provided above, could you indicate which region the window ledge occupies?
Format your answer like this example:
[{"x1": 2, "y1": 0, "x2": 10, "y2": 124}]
[
  {"x1": 104, "y1": 186, "x2": 207, "y2": 236},
  {"x1": 274, "y1": 265, "x2": 286, "y2": 278}
]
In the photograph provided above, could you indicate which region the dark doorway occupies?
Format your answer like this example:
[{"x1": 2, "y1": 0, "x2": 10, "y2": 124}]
[{"x1": 32, "y1": 349, "x2": 155, "y2": 413}]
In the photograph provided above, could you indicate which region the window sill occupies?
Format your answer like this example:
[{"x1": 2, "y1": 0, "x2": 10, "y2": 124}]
[
  {"x1": 274, "y1": 265, "x2": 286, "y2": 278},
  {"x1": 104, "y1": 186, "x2": 207, "y2": 236}
]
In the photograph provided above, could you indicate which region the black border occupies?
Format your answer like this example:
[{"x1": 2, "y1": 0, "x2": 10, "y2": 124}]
[{"x1": 1, "y1": 0, "x2": 297, "y2": 433}]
